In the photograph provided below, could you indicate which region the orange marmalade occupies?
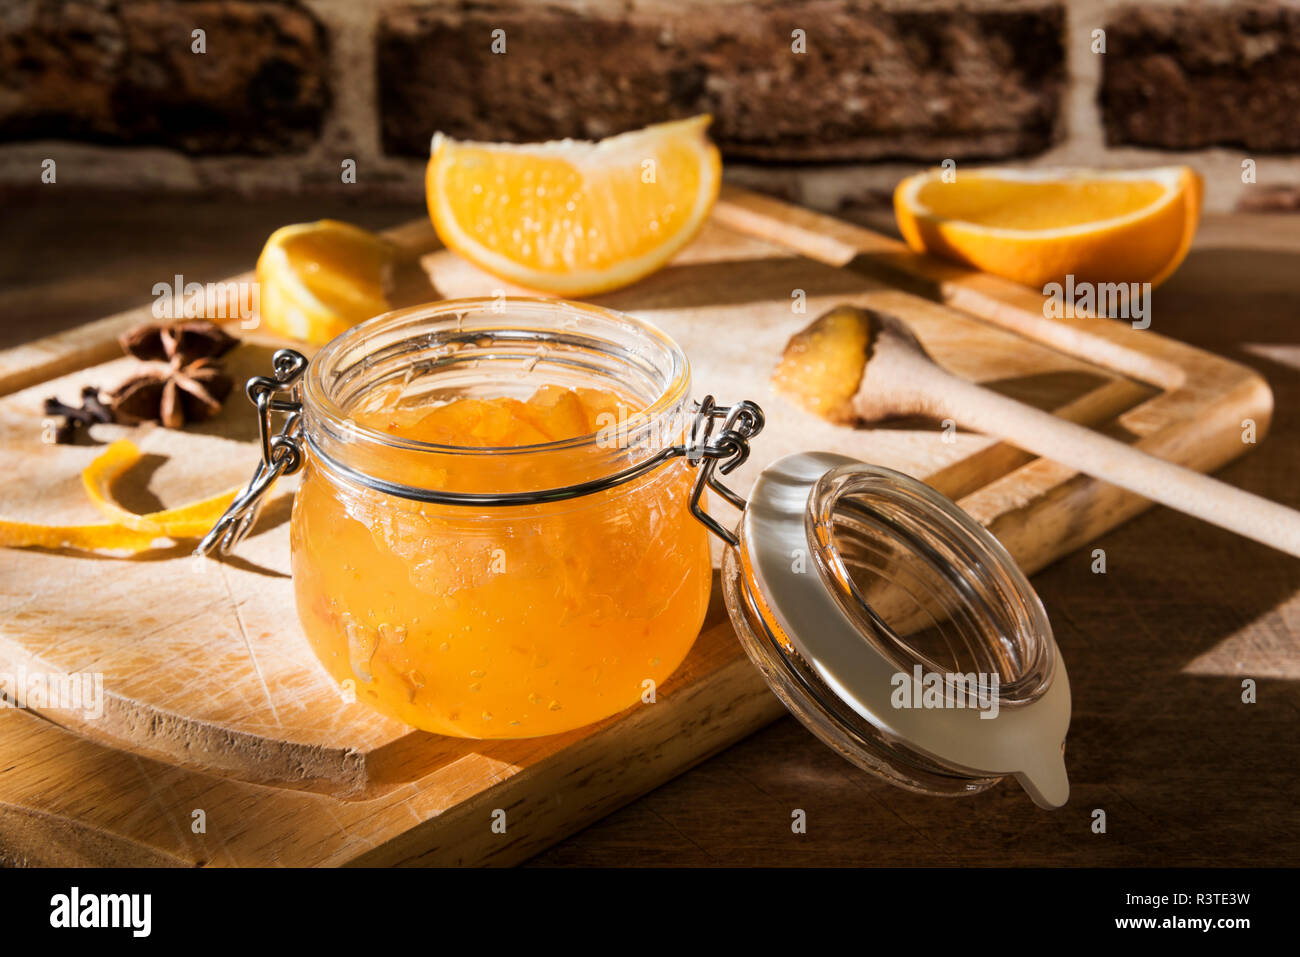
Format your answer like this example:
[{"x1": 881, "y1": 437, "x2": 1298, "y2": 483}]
[{"x1": 290, "y1": 382, "x2": 711, "y2": 738}]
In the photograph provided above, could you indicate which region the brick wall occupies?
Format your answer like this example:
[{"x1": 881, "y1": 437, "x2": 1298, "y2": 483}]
[{"x1": 3, "y1": 0, "x2": 1299, "y2": 213}]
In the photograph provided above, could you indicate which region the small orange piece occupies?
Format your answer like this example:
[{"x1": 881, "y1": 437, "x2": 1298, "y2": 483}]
[{"x1": 894, "y1": 166, "x2": 1202, "y2": 288}]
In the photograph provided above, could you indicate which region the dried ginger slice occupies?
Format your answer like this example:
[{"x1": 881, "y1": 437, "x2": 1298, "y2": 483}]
[{"x1": 0, "y1": 439, "x2": 241, "y2": 552}]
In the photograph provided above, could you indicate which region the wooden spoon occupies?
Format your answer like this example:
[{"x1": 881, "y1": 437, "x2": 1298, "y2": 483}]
[{"x1": 773, "y1": 305, "x2": 1300, "y2": 559}]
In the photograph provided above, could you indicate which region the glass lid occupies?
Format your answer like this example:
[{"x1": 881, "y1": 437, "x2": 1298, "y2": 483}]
[{"x1": 721, "y1": 451, "x2": 1071, "y2": 809}]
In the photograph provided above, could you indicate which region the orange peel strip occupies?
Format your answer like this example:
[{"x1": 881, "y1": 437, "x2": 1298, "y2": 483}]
[
  {"x1": 0, "y1": 439, "x2": 244, "y2": 553},
  {"x1": 0, "y1": 518, "x2": 164, "y2": 552},
  {"x1": 81, "y1": 438, "x2": 241, "y2": 537}
]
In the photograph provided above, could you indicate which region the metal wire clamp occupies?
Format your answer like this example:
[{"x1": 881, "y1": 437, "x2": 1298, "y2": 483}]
[
  {"x1": 682, "y1": 395, "x2": 764, "y2": 546},
  {"x1": 195, "y1": 349, "x2": 307, "y2": 557}
]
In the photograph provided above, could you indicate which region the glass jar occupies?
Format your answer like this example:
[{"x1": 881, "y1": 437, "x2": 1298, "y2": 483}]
[
  {"x1": 203, "y1": 297, "x2": 1072, "y2": 807},
  {"x1": 285, "y1": 298, "x2": 710, "y2": 738}
]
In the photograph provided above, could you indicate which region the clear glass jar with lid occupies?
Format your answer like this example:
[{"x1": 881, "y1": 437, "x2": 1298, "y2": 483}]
[{"x1": 203, "y1": 296, "x2": 1071, "y2": 808}]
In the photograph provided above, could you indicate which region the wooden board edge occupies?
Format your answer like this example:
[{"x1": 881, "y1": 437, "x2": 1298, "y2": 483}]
[
  {"x1": 350, "y1": 653, "x2": 786, "y2": 867},
  {"x1": 966, "y1": 364, "x2": 1274, "y2": 573},
  {"x1": 0, "y1": 802, "x2": 191, "y2": 868},
  {"x1": 0, "y1": 631, "x2": 786, "y2": 867}
]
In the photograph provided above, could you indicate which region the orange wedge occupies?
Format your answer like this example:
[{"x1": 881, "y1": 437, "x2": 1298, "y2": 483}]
[
  {"x1": 426, "y1": 115, "x2": 722, "y2": 296},
  {"x1": 256, "y1": 220, "x2": 395, "y2": 344},
  {"x1": 894, "y1": 166, "x2": 1202, "y2": 288}
]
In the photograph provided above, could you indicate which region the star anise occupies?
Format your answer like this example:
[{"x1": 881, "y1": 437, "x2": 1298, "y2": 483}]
[
  {"x1": 108, "y1": 356, "x2": 234, "y2": 428},
  {"x1": 40, "y1": 321, "x2": 240, "y2": 443},
  {"x1": 119, "y1": 320, "x2": 238, "y2": 365},
  {"x1": 106, "y1": 320, "x2": 239, "y2": 428}
]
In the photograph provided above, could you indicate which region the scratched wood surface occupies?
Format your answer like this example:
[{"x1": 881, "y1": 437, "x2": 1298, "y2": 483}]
[{"x1": 0, "y1": 187, "x2": 1277, "y2": 865}]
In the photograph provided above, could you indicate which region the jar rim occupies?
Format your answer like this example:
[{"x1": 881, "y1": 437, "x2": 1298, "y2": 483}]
[{"x1": 302, "y1": 296, "x2": 692, "y2": 457}]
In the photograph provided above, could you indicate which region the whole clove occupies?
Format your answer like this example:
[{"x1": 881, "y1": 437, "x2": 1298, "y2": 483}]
[{"x1": 42, "y1": 386, "x2": 116, "y2": 445}]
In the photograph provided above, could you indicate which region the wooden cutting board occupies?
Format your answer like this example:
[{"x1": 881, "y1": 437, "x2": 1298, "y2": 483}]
[{"x1": 0, "y1": 186, "x2": 1271, "y2": 866}]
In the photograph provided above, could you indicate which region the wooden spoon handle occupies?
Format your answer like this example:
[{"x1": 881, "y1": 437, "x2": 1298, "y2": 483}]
[{"x1": 931, "y1": 369, "x2": 1300, "y2": 559}]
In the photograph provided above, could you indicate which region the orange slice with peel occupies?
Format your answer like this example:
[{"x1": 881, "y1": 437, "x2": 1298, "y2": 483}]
[
  {"x1": 256, "y1": 220, "x2": 395, "y2": 344},
  {"x1": 426, "y1": 115, "x2": 722, "y2": 296},
  {"x1": 0, "y1": 439, "x2": 244, "y2": 552},
  {"x1": 894, "y1": 166, "x2": 1202, "y2": 288}
]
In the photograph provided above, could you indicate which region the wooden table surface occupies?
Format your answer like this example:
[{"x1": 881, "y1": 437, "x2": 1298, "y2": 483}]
[{"x1": 3, "y1": 192, "x2": 1297, "y2": 867}]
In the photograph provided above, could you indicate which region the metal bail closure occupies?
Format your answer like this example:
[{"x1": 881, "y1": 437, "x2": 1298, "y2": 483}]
[
  {"x1": 720, "y1": 450, "x2": 1071, "y2": 809},
  {"x1": 196, "y1": 349, "x2": 308, "y2": 558}
]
